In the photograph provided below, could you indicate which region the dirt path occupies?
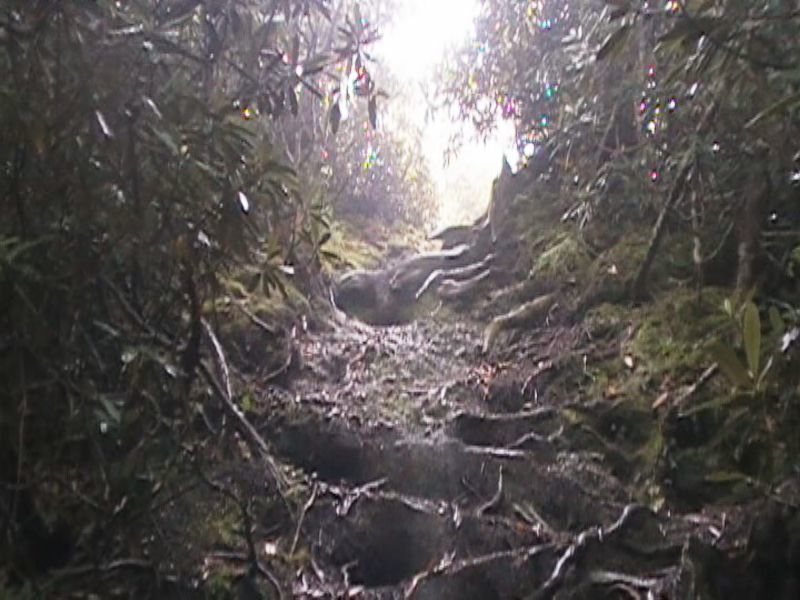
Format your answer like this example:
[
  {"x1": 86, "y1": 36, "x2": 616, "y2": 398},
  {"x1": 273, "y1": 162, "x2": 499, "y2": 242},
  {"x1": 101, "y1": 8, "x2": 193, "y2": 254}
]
[{"x1": 252, "y1": 310, "x2": 790, "y2": 599}]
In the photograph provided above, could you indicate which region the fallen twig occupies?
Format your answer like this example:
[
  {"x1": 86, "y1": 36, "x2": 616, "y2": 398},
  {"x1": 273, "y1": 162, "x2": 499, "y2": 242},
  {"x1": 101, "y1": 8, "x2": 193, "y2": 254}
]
[
  {"x1": 198, "y1": 359, "x2": 288, "y2": 493},
  {"x1": 290, "y1": 483, "x2": 318, "y2": 555},
  {"x1": 105, "y1": 277, "x2": 288, "y2": 493},
  {"x1": 477, "y1": 466, "x2": 504, "y2": 516},
  {"x1": 673, "y1": 364, "x2": 718, "y2": 407},
  {"x1": 521, "y1": 359, "x2": 554, "y2": 399},
  {"x1": 534, "y1": 505, "x2": 655, "y2": 599},
  {"x1": 234, "y1": 299, "x2": 279, "y2": 336},
  {"x1": 50, "y1": 558, "x2": 155, "y2": 580},
  {"x1": 405, "y1": 543, "x2": 553, "y2": 599},
  {"x1": 262, "y1": 336, "x2": 294, "y2": 384}
]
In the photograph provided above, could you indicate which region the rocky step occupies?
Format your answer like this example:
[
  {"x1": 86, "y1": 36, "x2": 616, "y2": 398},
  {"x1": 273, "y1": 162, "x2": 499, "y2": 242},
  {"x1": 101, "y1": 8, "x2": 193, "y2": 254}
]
[
  {"x1": 295, "y1": 485, "x2": 693, "y2": 599},
  {"x1": 259, "y1": 407, "x2": 798, "y2": 598},
  {"x1": 301, "y1": 485, "x2": 549, "y2": 590},
  {"x1": 263, "y1": 411, "x2": 630, "y2": 533}
]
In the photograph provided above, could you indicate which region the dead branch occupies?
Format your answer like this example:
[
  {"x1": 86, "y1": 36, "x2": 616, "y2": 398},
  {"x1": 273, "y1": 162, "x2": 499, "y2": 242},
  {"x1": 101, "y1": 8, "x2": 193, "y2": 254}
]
[
  {"x1": 105, "y1": 276, "x2": 289, "y2": 495},
  {"x1": 203, "y1": 318, "x2": 232, "y2": 401},
  {"x1": 198, "y1": 355, "x2": 288, "y2": 495}
]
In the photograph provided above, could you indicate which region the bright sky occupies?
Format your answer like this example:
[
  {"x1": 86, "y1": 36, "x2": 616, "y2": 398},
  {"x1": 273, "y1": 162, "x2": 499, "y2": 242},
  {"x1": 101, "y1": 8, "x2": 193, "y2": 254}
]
[{"x1": 375, "y1": 0, "x2": 517, "y2": 229}]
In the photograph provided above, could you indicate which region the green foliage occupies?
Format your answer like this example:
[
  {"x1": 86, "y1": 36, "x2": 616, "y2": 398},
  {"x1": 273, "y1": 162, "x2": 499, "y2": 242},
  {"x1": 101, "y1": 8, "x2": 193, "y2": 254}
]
[
  {"x1": 439, "y1": 0, "x2": 800, "y2": 298},
  {"x1": 707, "y1": 298, "x2": 784, "y2": 393},
  {"x1": 257, "y1": 0, "x2": 439, "y2": 234},
  {"x1": 0, "y1": 0, "x2": 372, "y2": 591}
]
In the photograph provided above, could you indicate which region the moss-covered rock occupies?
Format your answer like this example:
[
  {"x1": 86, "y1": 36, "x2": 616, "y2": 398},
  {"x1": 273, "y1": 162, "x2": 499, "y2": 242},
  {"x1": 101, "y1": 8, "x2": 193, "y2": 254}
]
[
  {"x1": 529, "y1": 232, "x2": 592, "y2": 287},
  {"x1": 577, "y1": 232, "x2": 651, "y2": 310}
]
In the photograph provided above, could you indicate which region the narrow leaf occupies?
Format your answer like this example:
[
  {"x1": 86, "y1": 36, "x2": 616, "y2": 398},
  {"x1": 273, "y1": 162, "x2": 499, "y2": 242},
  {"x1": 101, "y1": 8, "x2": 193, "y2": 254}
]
[
  {"x1": 767, "y1": 306, "x2": 784, "y2": 336},
  {"x1": 705, "y1": 470, "x2": 751, "y2": 484},
  {"x1": 142, "y1": 96, "x2": 163, "y2": 120},
  {"x1": 781, "y1": 327, "x2": 800, "y2": 353},
  {"x1": 679, "y1": 394, "x2": 735, "y2": 417},
  {"x1": 151, "y1": 126, "x2": 180, "y2": 155},
  {"x1": 742, "y1": 301, "x2": 761, "y2": 378},
  {"x1": 706, "y1": 340, "x2": 750, "y2": 388},
  {"x1": 723, "y1": 297, "x2": 733, "y2": 317},
  {"x1": 317, "y1": 231, "x2": 332, "y2": 247},
  {"x1": 756, "y1": 356, "x2": 774, "y2": 391}
]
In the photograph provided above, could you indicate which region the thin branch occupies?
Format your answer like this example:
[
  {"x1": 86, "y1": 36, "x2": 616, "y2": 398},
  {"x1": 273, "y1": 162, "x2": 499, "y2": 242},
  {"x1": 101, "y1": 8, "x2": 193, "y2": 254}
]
[
  {"x1": 202, "y1": 318, "x2": 232, "y2": 401},
  {"x1": 673, "y1": 364, "x2": 718, "y2": 407},
  {"x1": 477, "y1": 466, "x2": 505, "y2": 516},
  {"x1": 631, "y1": 102, "x2": 716, "y2": 299},
  {"x1": 290, "y1": 483, "x2": 318, "y2": 555}
]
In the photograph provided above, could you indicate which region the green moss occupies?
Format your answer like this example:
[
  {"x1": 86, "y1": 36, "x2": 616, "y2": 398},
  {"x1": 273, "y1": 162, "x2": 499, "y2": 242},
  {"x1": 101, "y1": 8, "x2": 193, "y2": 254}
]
[
  {"x1": 627, "y1": 287, "x2": 729, "y2": 381},
  {"x1": 322, "y1": 221, "x2": 384, "y2": 273},
  {"x1": 592, "y1": 231, "x2": 650, "y2": 277},
  {"x1": 576, "y1": 232, "x2": 650, "y2": 309},
  {"x1": 321, "y1": 219, "x2": 433, "y2": 276},
  {"x1": 584, "y1": 302, "x2": 630, "y2": 338},
  {"x1": 529, "y1": 233, "x2": 592, "y2": 285}
]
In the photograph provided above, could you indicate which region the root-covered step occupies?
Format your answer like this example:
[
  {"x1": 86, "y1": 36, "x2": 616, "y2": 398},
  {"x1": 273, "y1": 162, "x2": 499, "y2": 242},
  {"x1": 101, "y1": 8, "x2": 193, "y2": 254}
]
[{"x1": 256, "y1": 309, "x2": 800, "y2": 599}]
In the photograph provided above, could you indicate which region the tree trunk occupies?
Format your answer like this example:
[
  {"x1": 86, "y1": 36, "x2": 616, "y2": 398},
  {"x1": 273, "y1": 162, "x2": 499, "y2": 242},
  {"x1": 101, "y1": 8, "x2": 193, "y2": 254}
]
[{"x1": 735, "y1": 169, "x2": 770, "y2": 293}]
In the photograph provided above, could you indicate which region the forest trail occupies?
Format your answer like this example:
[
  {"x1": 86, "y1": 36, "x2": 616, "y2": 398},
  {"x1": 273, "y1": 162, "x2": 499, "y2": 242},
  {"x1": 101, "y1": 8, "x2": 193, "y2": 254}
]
[
  {"x1": 255, "y1": 308, "x2": 760, "y2": 599},
  {"x1": 6, "y1": 2, "x2": 800, "y2": 597}
]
